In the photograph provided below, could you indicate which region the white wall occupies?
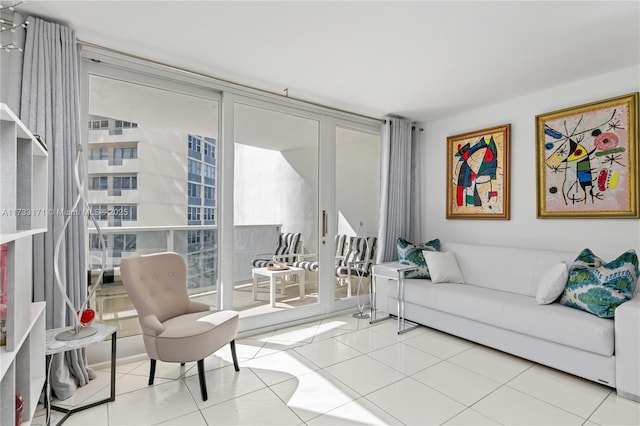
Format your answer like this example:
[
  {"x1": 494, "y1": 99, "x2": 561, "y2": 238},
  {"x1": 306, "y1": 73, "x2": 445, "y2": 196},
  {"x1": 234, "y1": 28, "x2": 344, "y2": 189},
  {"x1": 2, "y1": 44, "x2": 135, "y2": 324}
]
[{"x1": 421, "y1": 65, "x2": 640, "y2": 255}]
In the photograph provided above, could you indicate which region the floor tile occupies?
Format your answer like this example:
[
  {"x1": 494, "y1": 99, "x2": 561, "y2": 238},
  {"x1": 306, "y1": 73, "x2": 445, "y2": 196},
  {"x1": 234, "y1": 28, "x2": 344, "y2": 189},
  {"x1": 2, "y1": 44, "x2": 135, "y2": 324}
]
[
  {"x1": 107, "y1": 379, "x2": 200, "y2": 425},
  {"x1": 323, "y1": 354, "x2": 405, "y2": 395},
  {"x1": 48, "y1": 368, "x2": 118, "y2": 408},
  {"x1": 184, "y1": 364, "x2": 267, "y2": 409},
  {"x1": 507, "y1": 364, "x2": 610, "y2": 418},
  {"x1": 366, "y1": 377, "x2": 466, "y2": 425},
  {"x1": 370, "y1": 319, "x2": 429, "y2": 340},
  {"x1": 244, "y1": 348, "x2": 321, "y2": 386},
  {"x1": 334, "y1": 327, "x2": 398, "y2": 354},
  {"x1": 115, "y1": 370, "x2": 171, "y2": 396},
  {"x1": 293, "y1": 337, "x2": 362, "y2": 368},
  {"x1": 270, "y1": 370, "x2": 361, "y2": 421},
  {"x1": 154, "y1": 410, "x2": 207, "y2": 425},
  {"x1": 127, "y1": 358, "x2": 196, "y2": 380},
  {"x1": 306, "y1": 396, "x2": 402, "y2": 425},
  {"x1": 472, "y1": 386, "x2": 584, "y2": 425},
  {"x1": 413, "y1": 360, "x2": 502, "y2": 406},
  {"x1": 368, "y1": 342, "x2": 441, "y2": 375},
  {"x1": 200, "y1": 387, "x2": 302, "y2": 425},
  {"x1": 404, "y1": 329, "x2": 475, "y2": 359},
  {"x1": 589, "y1": 392, "x2": 640, "y2": 425},
  {"x1": 444, "y1": 408, "x2": 501, "y2": 425},
  {"x1": 447, "y1": 345, "x2": 533, "y2": 383},
  {"x1": 61, "y1": 403, "x2": 109, "y2": 426}
]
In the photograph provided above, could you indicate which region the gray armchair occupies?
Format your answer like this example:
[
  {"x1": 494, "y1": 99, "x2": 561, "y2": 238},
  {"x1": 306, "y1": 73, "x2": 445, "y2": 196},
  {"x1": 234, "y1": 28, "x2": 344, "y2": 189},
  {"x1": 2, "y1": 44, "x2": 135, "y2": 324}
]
[{"x1": 120, "y1": 252, "x2": 239, "y2": 401}]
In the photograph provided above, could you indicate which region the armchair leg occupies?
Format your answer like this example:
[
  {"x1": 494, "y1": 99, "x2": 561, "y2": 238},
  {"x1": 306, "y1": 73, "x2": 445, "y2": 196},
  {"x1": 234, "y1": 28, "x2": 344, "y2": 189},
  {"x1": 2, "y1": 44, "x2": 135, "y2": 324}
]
[
  {"x1": 230, "y1": 340, "x2": 240, "y2": 372},
  {"x1": 197, "y1": 359, "x2": 208, "y2": 401},
  {"x1": 148, "y1": 359, "x2": 157, "y2": 386}
]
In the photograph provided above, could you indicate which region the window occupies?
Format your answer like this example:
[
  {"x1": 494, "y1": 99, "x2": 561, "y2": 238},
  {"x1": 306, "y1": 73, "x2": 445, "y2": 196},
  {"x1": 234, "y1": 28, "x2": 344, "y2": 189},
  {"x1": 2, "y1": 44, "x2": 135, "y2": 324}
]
[
  {"x1": 90, "y1": 148, "x2": 108, "y2": 160},
  {"x1": 114, "y1": 147, "x2": 138, "y2": 160},
  {"x1": 187, "y1": 206, "x2": 200, "y2": 221},
  {"x1": 89, "y1": 234, "x2": 107, "y2": 249},
  {"x1": 204, "y1": 140, "x2": 215, "y2": 159},
  {"x1": 187, "y1": 231, "x2": 201, "y2": 245},
  {"x1": 188, "y1": 159, "x2": 201, "y2": 177},
  {"x1": 188, "y1": 183, "x2": 200, "y2": 198},
  {"x1": 90, "y1": 204, "x2": 108, "y2": 220},
  {"x1": 113, "y1": 175, "x2": 137, "y2": 190},
  {"x1": 113, "y1": 233, "x2": 137, "y2": 251},
  {"x1": 188, "y1": 135, "x2": 202, "y2": 152},
  {"x1": 114, "y1": 204, "x2": 137, "y2": 221},
  {"x1": 204, "y1": 185, "x2": 214, "y2": 201},
  {"x1": 204, "y1": 164, "x2": 214, "y2": 180},
  {"x1": 203, "y1": 208, "x2": 214, "y2": 223},
  {"x1": 91, "y1": 176, "x2": 108, "y2": 190}
]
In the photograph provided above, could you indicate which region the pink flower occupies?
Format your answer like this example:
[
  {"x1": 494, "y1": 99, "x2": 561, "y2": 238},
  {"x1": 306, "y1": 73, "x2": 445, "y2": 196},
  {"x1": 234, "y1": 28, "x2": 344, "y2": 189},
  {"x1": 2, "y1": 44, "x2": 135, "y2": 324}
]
[{"x1": 594, "y1": 132, "x2": 619, "y2": 151}]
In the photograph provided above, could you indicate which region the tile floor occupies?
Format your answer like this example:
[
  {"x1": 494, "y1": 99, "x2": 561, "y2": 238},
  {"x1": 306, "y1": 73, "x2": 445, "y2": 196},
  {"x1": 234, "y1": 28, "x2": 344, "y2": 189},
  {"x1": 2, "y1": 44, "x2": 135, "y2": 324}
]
[{"x1": 33, "y1": 314, "x2": 640, "y2": 426}]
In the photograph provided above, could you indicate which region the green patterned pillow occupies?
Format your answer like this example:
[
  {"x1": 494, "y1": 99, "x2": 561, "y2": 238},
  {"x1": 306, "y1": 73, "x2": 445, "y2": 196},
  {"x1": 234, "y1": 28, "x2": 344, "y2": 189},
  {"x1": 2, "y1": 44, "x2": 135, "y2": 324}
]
[
  {"x1": 396, "y1": 237, "x2": 440, "y2": 279},
  {"x1": 559, "y1": 248, "x2": 639, "y2": 318}
]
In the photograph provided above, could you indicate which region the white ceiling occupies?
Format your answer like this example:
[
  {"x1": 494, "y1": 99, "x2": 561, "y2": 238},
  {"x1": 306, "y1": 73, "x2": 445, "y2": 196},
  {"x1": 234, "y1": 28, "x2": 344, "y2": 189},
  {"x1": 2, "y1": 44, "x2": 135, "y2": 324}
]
[{"x1": 16, "y1": 1, "x2": 640, "y2": 122}]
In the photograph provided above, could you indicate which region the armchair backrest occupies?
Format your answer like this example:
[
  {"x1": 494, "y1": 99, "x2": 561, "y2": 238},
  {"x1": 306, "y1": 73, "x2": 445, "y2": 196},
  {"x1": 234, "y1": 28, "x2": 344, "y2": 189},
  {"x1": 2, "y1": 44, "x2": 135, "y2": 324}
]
[
  {"x1": 274, "y1": 232, "x2": 302, "y2": 263},
  {"x1": 120, "y1": 252, "x2": 191, "y2": 323}
]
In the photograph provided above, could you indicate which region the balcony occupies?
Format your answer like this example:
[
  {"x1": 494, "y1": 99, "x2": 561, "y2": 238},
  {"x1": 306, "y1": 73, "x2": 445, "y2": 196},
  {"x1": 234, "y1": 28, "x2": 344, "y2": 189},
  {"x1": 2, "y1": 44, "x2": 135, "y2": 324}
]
[
  {"x1": 88, "y1": 127, "x2": 140, "y2": 144},
  {"x1": 88, "y1": 158, "x2": 139, "y2": 174},
  {"x1": 86, "y1": 224, "x2": 318, "y2": 338}
]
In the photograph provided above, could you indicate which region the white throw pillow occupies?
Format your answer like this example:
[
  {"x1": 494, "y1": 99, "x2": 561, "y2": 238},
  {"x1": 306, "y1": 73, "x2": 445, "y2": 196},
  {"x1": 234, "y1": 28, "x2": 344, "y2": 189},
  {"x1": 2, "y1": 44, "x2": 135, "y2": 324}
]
[
  {"x1": 536, "y1": 262, "x2": 568, "y2": 305},
  {"x1": 423, "y1": 251, "x2": 465, "y2": 284}
]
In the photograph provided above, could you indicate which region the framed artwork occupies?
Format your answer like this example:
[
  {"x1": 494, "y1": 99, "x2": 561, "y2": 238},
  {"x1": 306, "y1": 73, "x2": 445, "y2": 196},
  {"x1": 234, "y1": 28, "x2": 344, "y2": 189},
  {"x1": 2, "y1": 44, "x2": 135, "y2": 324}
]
[
  {"x1": 536, "y1": 92, "x2": 639, "y2": 218},
  {"x1": 446, "y1": 124, "x2": 510, "y2": 219}
]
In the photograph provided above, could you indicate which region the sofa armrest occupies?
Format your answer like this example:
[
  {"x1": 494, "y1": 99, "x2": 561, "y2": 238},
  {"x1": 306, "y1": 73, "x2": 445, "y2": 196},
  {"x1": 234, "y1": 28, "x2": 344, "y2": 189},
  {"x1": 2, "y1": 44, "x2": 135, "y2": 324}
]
[{"x1": 615, "y1": 296, "x2": 640, "y2": 402}]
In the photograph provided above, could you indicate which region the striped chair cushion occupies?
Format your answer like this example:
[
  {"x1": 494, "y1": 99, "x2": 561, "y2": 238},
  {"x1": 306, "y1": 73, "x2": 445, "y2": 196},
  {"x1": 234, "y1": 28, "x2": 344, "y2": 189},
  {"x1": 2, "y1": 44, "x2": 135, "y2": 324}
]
[{"x1": 252, "y1": 232, "x2": 302, "y2": 267}]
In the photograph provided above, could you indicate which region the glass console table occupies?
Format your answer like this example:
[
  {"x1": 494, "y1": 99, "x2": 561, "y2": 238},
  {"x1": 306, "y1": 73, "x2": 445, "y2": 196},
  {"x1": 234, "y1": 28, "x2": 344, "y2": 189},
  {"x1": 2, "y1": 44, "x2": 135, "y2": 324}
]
[{"x1": 370, "y1": 261, "x2": 420, "y2": 334}]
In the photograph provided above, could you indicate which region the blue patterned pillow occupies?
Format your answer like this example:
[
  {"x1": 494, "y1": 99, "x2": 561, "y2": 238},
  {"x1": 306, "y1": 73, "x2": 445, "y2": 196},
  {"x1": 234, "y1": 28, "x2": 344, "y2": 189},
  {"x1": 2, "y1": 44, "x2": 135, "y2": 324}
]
[
  {"x1": 559, "y1": 248, "x2": 639, "y2": 318},
  {"x1": 396, "y1": 237, "x2": 440, "y2": 279}
]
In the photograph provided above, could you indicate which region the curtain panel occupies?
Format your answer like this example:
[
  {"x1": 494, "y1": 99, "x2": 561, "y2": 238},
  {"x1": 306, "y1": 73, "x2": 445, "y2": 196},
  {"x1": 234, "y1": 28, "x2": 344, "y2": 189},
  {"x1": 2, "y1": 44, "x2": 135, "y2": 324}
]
[
  {"x1": 377, "y1": 117, "x2": 422, "y2": 263},
  {"x1": 19, "y1": 16, "x2": 94, "y2": 400}
]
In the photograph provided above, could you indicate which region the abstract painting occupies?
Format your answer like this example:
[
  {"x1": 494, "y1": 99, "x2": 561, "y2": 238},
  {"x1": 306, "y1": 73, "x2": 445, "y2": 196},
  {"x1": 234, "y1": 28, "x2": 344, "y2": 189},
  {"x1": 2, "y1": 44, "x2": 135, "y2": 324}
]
[
  {"x1": 536, "y1": 93, "x2": 639, "y2": 218},
  {"x1": 446, "y1": 124, "x2": 510, "y2": 219}
]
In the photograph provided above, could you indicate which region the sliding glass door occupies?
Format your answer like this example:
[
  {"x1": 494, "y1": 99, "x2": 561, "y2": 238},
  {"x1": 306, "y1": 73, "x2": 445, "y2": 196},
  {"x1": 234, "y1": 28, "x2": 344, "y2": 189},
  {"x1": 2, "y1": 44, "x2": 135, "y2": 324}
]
[{"x1": 232, "y1": 101, "x2": 321, "y2": 320}]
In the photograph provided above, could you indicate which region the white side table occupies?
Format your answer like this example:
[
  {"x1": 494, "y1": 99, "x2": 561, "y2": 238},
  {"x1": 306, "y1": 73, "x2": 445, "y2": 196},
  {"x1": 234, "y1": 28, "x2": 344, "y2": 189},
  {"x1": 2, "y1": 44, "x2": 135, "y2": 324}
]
[
  {"x1": 45, "y1": 323, "x2": 117, "y2": 425},
  {"x1": 252, "y1": 266, "x2": 305, "y2": 307},
  {"x1": 371, "y1": 262, "x2": 420, "y2": 334}
]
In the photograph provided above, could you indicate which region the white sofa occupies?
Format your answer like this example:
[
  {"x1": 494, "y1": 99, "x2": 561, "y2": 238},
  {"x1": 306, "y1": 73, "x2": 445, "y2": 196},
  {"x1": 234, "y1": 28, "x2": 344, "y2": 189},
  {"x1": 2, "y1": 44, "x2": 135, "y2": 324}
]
[{"x1": 375, "y1": 241, "x2": 640, "y2": 402}]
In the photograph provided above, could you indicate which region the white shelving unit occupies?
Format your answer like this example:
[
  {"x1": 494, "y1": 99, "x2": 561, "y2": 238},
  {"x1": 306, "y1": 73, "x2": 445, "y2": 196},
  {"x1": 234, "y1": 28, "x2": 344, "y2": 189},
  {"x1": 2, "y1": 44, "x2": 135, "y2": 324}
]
[{"x1": 0, "y1": 103, "x2": 48, "y2": 426}]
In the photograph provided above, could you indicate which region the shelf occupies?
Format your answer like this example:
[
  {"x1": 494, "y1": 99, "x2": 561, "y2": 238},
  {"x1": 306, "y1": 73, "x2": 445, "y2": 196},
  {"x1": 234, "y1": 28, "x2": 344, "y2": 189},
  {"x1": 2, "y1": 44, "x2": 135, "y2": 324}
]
[{"x1": 0, "y1": 103, "x2": 48, "y2": 426}]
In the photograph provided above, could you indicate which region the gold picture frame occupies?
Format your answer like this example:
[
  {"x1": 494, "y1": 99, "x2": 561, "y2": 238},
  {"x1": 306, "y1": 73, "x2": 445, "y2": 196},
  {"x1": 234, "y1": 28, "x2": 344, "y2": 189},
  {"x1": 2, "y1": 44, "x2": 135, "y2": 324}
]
[
  {"x1": 446, "y1": 124, "x2": 510, "y2": 220},
  {"x1": 536, "y1": 93, "x2": 639, "y2": 218}
]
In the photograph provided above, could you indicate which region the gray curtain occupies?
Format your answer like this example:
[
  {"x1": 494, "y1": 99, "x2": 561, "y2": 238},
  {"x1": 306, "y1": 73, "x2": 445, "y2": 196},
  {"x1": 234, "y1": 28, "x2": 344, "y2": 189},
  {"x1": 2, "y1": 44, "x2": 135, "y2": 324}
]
[
  {"x1": 18, "y1": 16, "x2": 95, "y2": 400},
  {"x1": 377, "y1": 117, "x2": 422, "y2": 262}
]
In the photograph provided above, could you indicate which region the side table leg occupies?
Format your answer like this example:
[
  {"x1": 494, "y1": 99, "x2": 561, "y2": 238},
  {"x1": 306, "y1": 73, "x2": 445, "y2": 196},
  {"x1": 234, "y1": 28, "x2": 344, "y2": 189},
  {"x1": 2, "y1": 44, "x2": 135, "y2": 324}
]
[
  {"x1": 252, "y1": 273, "x2": 258, "y2": 301},
  {"x1": 298, "y1": 271, "x2": 305, "y2": 300},
  {"x1": 270, "y1": 276, "x2": 276, "y2": 307}
]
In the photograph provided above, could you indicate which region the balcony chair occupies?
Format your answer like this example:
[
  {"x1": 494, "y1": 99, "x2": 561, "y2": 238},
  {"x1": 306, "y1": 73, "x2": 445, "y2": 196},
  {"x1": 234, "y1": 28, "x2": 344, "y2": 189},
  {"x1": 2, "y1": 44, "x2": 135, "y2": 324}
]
[
  {"x1": 120, "y1": 252, "x2": 239, "y2": 401},
  {"x1": 293, "y1": 234, "x2": 377, "y2": 297},
  {"x1": 251, "y1": 231, "x2": 302, "y2": 267}
]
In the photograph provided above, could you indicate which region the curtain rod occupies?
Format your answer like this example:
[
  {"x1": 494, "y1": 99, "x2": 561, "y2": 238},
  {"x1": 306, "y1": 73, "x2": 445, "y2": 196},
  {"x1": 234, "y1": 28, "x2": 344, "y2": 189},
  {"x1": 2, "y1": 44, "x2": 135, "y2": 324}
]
[
  {"x1": 78, "y1": 39, "x2": 384, "y2": 124},
  {"x1": 384, "y1": 119, "x2": 424, "y2": 131}
]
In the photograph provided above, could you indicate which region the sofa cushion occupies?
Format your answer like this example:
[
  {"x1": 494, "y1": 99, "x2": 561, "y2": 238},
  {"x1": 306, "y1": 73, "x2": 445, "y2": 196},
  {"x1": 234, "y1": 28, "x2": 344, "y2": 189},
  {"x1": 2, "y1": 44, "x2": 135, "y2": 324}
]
[
  {"x1": 396, "y1": 237, "x2": 440, "y2": 279},
  {"x1": 559, "y1": 249, "x2": 639, "y2": 318},
  {"x1": 423, "y1": 251, "x2": 465, "y2": 284},
  {"x1": 503, "y1": 295, "x2": 614, "y2": 356},
  {"x1": 400, "y1": 279, "x2": 614, "y2": 357},
  {"x1": 536, "y1": 262, "x2": 568, "y2": 304}
]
